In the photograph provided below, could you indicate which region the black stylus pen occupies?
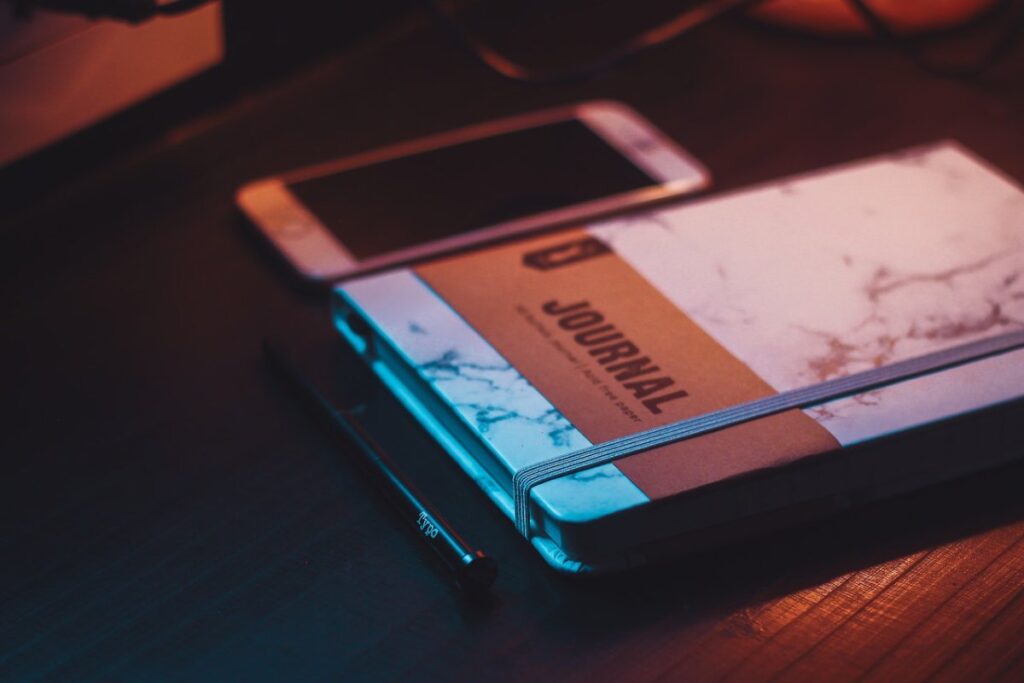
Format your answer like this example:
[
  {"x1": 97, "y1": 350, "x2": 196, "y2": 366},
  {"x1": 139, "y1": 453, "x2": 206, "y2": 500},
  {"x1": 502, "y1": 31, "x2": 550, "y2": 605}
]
[{"x1": 263, "y1": 340, "x2": 498, "y2": 591}]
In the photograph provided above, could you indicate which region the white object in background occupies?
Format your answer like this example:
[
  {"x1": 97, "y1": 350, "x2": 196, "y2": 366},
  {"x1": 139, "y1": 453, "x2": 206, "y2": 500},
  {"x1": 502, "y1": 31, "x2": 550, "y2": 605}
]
[{"x1": 0, "y1": 2, "x2": 224, "y2": 167}]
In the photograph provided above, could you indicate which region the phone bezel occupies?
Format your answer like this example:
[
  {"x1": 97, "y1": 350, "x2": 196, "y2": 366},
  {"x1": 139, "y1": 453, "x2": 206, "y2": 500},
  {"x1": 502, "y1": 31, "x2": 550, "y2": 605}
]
[{"x1": 236, "y1": 100, "x2": 710, "y2": 283}]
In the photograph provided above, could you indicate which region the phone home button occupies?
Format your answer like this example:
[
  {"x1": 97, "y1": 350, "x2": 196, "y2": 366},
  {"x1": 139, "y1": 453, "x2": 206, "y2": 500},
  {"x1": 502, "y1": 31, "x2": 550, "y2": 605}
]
[{"x1": 271, "y1": 217, "x2": 314, "y2": 239}]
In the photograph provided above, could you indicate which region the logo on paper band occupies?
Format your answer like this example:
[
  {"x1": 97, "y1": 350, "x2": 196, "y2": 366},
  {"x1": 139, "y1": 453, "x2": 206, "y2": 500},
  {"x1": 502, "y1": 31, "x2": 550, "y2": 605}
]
[{"x1": 522, "y1": 237, "x2": 611, "y2": 271}]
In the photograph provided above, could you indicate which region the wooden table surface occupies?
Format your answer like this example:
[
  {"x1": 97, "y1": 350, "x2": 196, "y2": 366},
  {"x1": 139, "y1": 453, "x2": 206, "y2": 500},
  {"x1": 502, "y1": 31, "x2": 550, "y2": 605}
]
[{"x1": 3, "y1": 5, "x2": 1024, "y2": 682}]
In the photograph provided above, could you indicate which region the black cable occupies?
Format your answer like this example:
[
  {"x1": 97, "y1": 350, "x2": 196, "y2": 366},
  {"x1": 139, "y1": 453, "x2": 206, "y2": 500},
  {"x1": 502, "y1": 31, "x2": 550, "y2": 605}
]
[
  {"x1": 424, "y1": 0, "x2": 764, "y2": 84},
  {"x1": 16, "y1": 0, "x2": 1023, "y2": 79},
  {"x1": 844, "y1": 0, "x2": 1024, "y2": 79},
  {"x1": 154, "y1": 0, "x2": 208, "y2": 17},
  {"x1": 9, "y1": 0, "x2": 210, "y2": 22},
  {"x1": 427, "y1": 0, "x2": 1024, "y2": 84}
]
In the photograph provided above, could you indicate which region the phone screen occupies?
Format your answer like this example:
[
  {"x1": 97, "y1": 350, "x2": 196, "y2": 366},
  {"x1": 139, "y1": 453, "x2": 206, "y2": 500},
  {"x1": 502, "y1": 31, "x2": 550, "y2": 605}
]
[{"x1": 284, "y1": 119, "x2": 656, "y2": 259}]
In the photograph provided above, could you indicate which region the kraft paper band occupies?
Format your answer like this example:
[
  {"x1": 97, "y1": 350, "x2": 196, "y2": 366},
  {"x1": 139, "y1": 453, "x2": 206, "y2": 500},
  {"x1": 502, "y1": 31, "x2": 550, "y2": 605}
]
[{"x1": 512, "y1": 328, "x2": 1024, "y2": 537}]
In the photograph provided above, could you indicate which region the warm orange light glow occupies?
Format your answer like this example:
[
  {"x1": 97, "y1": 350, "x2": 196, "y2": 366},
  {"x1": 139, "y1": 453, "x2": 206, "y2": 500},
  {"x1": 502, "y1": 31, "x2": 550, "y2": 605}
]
[{"x1": 750, "y1": 0, "x2": 998, "y2": 35}]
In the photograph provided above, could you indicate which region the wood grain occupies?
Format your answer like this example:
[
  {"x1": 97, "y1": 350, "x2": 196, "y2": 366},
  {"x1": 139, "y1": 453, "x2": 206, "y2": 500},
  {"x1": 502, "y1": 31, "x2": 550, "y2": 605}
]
[{"x1": 2, "y1": 3, "x2": 1023, "y2": 681}]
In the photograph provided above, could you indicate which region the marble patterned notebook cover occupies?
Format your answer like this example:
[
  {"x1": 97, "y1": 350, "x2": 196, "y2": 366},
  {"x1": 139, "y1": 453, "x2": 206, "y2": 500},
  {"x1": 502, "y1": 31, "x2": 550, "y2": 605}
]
[{"x1": 332, "y1": 142, "x2": 1024, "y2": 572}]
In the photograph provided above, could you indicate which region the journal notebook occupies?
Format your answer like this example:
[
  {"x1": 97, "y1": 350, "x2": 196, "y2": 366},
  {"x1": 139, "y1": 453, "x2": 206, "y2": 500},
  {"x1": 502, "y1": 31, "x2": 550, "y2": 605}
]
[{"x1": 332, "y1": 142, "x2": 1024, "y2": 574}]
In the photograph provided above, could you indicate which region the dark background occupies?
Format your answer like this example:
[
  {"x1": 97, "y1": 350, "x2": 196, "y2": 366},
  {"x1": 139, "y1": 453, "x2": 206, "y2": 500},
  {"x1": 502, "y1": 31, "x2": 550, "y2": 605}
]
[{"x1": 2, "y1": 2, "x2": 1024, "y2": 681}]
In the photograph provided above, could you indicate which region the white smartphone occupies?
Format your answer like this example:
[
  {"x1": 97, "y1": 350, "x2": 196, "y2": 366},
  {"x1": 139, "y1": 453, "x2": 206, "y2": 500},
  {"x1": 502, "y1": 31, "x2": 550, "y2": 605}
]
[{"x1": 236, "y1": 101, "x2": 710, "y2": 283}]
